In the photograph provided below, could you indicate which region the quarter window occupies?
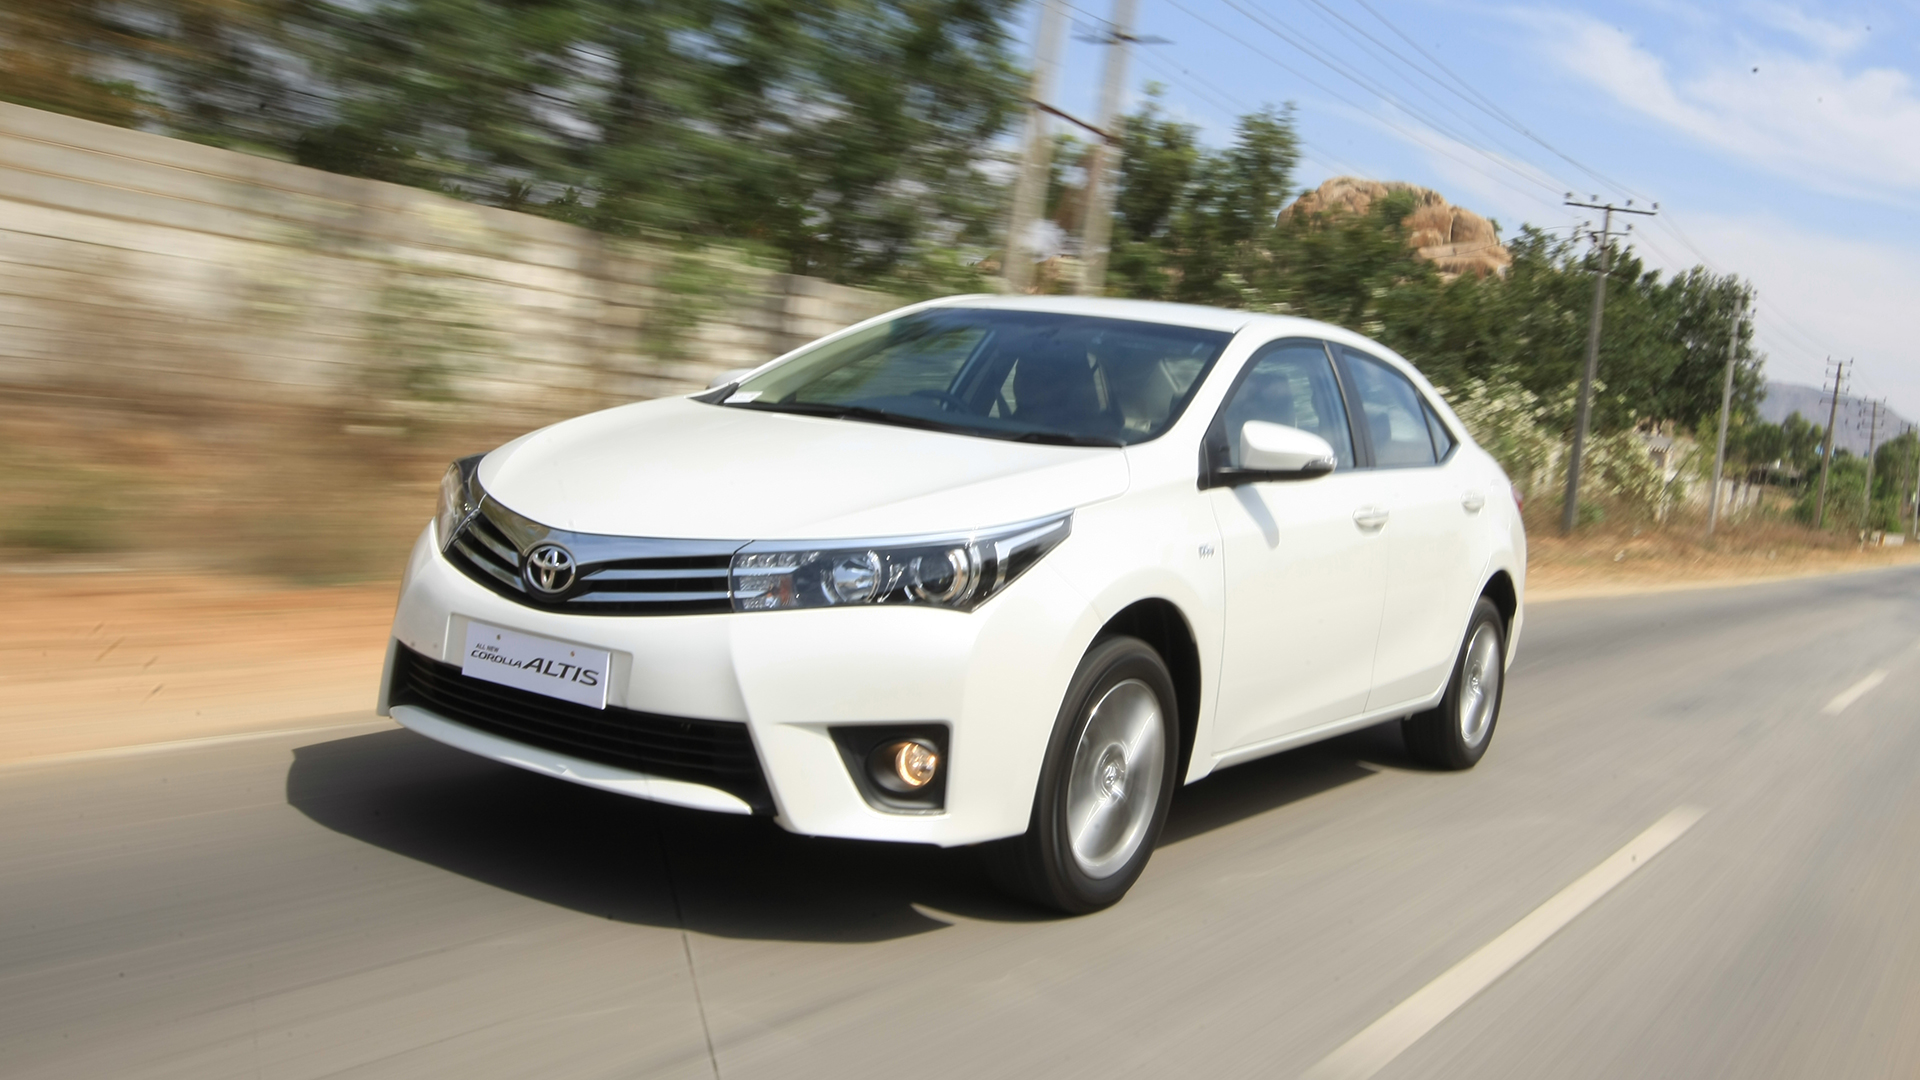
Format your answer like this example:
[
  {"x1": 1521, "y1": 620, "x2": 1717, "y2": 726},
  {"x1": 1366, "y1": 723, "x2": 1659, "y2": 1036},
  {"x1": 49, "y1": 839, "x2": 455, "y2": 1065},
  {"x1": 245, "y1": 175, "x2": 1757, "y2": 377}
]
[
  {"x1": 1343, "y1": 349, "x2": 1438, "y2": 468},
  {"x1": 1218, "y1": 341, "x2": 1355, "y2": 470}
]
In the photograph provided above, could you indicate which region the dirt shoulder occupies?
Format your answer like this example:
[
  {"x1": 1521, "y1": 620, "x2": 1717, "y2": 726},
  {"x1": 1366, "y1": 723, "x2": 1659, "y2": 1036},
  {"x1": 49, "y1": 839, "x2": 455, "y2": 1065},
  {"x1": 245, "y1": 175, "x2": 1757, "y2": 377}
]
[
  {"x1": 6, "y1": 537, "x2": 1917, "y2": 765},
  {"x1": 1524, "y1": 520, "x2": 1920, "y2": 600},
  {"x1": 0, "y1": 571, "x2": 395, "y2": 765}
]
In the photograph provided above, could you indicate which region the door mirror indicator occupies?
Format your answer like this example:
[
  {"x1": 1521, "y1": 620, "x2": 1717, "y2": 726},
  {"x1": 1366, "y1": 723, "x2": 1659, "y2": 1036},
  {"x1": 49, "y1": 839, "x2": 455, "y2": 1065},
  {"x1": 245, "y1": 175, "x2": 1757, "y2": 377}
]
[{"x1": 1202, "y1": 422, "x2": 1338, "y2": 488}]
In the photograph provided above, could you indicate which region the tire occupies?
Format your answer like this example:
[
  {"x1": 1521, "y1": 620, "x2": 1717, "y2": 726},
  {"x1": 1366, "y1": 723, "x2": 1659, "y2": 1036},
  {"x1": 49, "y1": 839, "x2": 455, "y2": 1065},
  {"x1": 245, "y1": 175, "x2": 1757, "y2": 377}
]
[
  {"x1": 984, "y1": 636, "x2": 1180, "y2": 914},
  {"x1": 1402, "y1": 596, "x2": 1506, "y2": 771}
]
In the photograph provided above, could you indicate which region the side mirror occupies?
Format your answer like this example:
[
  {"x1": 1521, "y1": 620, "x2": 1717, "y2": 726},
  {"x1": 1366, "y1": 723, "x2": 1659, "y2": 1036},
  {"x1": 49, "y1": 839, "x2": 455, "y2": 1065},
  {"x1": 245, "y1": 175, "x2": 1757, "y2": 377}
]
[
  {"x1": 1240, "y1": 421, "x2": 1337, "y2": 474},
  {"x1": 707, "y1": 367, "x2": 755, "y2": 390},
  {"x1": 1202, "y1": 422, "x2": 1338, "y2": 488}
]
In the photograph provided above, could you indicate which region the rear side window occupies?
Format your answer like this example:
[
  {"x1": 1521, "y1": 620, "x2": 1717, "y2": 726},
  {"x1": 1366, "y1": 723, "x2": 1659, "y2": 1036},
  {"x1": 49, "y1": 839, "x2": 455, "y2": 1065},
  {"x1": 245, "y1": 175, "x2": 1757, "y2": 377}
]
[
  {"x1": 1217, "y1": 340, "x2": 1355, "y2": 469},
  {"x1": 1342, "y1": 348, "x2": 1438, "y2": 468}
]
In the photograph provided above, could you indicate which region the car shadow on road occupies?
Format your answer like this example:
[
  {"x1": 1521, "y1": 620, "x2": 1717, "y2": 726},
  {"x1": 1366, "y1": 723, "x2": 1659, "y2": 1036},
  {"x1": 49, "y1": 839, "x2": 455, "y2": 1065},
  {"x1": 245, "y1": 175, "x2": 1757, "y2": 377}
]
[
  {"x1": 287, "y1": 721, "x2": 1411, "y2": 943},
  {"x1": 1160, "y1": 721, "x2": 1411, "y2": 845}
]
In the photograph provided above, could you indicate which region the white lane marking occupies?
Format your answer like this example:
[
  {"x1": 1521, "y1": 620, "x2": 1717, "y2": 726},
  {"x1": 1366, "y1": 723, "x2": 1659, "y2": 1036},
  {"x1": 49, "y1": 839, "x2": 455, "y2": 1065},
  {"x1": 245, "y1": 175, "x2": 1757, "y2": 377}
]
[
  {"x1": 0, "y1": 719, "x2": 393, "y2": 774},
  {"x1": 1301, "y1": 805, "x2": 1708, "y2": 1080},
  {"x1": 1822, "y1": 671, "x2": 1888, "y2": 716}
]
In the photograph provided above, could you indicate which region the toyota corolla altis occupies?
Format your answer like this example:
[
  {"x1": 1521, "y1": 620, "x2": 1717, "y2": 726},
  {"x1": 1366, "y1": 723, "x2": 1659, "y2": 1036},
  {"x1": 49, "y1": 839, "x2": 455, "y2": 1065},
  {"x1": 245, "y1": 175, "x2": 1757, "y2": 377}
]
[{"x1": 380, "y1": 296, "x2": 1525, "y2": 912}]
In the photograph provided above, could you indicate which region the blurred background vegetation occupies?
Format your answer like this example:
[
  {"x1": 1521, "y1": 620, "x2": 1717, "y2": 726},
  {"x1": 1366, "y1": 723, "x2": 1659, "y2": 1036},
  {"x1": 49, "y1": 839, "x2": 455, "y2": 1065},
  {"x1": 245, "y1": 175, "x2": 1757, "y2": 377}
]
[{"x1": 3, "y1": 0, "x2": 1908, "y2": 574}]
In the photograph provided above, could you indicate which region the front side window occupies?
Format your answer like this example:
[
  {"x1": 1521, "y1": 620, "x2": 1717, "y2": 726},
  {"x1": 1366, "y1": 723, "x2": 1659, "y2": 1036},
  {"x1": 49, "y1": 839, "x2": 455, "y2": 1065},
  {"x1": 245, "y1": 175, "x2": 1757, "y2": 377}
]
[
  {"x1": 724, "y1": 309, "x2": 1232, "y2": 447},
  {"x1": 1216, "y1": 340, "x2": 1355, "y2": 469},
  {"x1": 1343, "y1": 348, "x2": 1438, "y2": 468}
]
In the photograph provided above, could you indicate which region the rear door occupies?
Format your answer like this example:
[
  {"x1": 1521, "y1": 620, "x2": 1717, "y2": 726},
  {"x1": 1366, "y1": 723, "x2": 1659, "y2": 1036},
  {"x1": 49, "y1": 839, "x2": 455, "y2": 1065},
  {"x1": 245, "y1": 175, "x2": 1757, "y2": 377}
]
[
  {"x1": 1336, "y1": 346, "x2": 1482, "y2": 710},
  {"x1": 1205, "y1": 339, "x2": 1394, "y2": 753}
]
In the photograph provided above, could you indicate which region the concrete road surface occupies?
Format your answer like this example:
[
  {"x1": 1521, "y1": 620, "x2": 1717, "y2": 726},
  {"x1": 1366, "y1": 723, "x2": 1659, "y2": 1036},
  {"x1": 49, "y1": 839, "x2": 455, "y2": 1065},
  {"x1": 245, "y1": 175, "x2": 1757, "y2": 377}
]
[{"x1": 5, "y1": 566, "x2": 1920, "y2": 1079}]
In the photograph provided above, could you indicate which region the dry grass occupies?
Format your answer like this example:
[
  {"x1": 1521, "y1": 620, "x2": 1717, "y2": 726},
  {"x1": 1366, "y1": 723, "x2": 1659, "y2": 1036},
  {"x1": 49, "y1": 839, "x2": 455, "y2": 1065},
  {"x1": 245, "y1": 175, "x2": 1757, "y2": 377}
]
[{"x1": 1522, "y1": 502, "x2": 1920, "y2": 598}]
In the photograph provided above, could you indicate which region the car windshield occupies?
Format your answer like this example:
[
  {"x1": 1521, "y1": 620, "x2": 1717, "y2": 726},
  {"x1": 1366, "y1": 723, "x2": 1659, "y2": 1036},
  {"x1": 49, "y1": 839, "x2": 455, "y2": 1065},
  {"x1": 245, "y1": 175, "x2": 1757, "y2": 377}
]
[{"x1": 718, "y1": 309, "x2": 1232, "y2": 446}]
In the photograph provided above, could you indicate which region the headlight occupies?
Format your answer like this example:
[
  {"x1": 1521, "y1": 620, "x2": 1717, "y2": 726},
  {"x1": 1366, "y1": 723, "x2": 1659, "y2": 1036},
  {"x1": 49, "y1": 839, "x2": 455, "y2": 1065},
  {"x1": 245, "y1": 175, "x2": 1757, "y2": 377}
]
[
  {"x1": 731, "y1": 513, "x2": 1071, "y2": 613},
  {"x1": 434, "y1": 455, "x2": 483, "y2": 550}
]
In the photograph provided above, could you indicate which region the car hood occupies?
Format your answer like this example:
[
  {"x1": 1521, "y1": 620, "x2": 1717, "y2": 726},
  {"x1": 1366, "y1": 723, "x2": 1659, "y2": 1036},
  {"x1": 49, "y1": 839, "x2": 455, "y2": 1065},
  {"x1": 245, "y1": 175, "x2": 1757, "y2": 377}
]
[{"x1": 476, "y1": 396, "x2": 1130, "y2": 540}]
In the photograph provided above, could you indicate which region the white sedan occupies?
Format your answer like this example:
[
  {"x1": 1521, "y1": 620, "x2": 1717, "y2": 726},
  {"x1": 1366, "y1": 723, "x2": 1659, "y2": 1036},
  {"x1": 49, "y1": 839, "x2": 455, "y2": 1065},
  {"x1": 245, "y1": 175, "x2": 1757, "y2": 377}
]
[{"x1": 380, "y1": 296, "x2": 1525, "y2": 912}]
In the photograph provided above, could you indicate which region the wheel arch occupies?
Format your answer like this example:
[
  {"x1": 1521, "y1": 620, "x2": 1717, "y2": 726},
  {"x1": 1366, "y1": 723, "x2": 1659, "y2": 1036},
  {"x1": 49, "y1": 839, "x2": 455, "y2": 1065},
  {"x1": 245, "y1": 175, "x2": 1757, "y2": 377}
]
[
  {"x1": 1480, "y1": 569, "x2": 1517, "y2": 636},
  {"x1": 1092, "y1": 598, "x2": 1202, "y2": 781}
]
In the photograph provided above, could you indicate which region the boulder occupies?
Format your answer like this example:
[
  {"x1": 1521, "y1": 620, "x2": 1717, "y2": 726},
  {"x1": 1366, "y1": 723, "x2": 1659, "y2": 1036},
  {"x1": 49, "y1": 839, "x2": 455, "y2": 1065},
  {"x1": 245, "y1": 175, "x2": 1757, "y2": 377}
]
[{"x1": 1280, "y1": 177, "x2": 1512, "y2": 278}]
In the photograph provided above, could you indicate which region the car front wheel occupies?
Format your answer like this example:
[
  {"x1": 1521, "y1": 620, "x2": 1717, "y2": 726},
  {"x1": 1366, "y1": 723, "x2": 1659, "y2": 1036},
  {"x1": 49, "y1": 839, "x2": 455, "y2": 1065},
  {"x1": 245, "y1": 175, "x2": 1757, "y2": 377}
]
[
  {"x1": 986, "y1": 635, "x2": 1179, "y2": 913},
  {"x1": 1402, "y1": 596, "x2": 1506, "y2": 770}
]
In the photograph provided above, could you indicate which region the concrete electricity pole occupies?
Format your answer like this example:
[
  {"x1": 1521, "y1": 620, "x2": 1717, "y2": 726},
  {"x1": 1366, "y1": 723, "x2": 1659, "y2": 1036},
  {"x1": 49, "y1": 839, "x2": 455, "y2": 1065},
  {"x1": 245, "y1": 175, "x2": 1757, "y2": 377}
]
[
  {"x1": 1908, "y1": 424, "x2": 1920, "y2": 539},
  {"x1": 1561, "y1": 197, "x2": 1657, "y2": 535},
  {"x1": 1706, "y1": 305, "x2": 1744, "y2": 536},
  {"x1": 1003, "y1": 0, "x2": 1070, "y2": 295},
  {"x1": 1814, "y1": 357, "x2": 1849, "y2": 529},
  {"x1": 1861, "y1": 398, "x2": 1884, "y2": 532},
  {"x1": 1075, "y1": 0, "x2": 1140, "y2": 296}
]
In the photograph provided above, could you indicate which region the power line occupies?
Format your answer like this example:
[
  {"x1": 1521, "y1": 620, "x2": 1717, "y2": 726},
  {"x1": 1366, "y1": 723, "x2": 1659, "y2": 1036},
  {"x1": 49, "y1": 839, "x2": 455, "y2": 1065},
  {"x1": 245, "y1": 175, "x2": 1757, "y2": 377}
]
[
  {"x1": 1285, "y1": 0, "x2": 1544, "y2": 171},
  {"x1": 1129, "y1": 47, "x2": 1376, "y2": 179},
  {"x1": 1343, "y1": 0, "x2": 1648, "y2": 203},
  {"x1": 1159, "y1": 0, "x2": 1568, "y2": 214},
  {"x1": 1213, "y1": 0, "x2": 1567, "y2": 201}
]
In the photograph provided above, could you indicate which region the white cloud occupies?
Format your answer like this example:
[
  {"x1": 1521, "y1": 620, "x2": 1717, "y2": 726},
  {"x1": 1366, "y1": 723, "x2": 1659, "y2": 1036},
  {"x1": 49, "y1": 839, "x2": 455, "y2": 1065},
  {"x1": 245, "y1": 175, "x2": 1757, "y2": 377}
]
[
  {"x1": 1630, "y1": 210, "x2": 1920, "y2": 417},
  {"x1": 1523, "y1": 9, "x2": 1920, "y2": 204},
  {"x1": 1752, "y1": 3, "x2": 1868, "y2": 57}
]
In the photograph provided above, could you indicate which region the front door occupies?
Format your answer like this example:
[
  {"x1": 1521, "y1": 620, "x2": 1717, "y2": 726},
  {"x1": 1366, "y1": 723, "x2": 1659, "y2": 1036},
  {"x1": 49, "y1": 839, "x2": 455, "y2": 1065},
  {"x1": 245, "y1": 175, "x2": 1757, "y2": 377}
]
[{"x1": 1206, "y1": 340, "x2": 1392, "y2": 754}]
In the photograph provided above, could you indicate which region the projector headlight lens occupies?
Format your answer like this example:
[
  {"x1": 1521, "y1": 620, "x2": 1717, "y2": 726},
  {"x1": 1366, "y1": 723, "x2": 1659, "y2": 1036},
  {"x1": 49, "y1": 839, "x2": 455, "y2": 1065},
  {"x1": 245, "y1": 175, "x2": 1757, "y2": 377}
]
[{"x1": 730, "y1": 513, "x2": 1070, "y2": 613}]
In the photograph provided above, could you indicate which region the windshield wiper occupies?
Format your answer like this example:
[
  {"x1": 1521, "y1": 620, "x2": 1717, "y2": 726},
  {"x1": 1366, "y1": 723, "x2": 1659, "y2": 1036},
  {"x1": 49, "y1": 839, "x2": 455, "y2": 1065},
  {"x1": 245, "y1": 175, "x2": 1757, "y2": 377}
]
[
  {"x1": 731, "y1": 400, "x2": 1126, "y2": 447},
  {"x1": 729, "y1": 400, "x2": 971, "y2": 435},
  {"x1": 1005, "y1": 430, "x2": 1127, "y2": 448}
]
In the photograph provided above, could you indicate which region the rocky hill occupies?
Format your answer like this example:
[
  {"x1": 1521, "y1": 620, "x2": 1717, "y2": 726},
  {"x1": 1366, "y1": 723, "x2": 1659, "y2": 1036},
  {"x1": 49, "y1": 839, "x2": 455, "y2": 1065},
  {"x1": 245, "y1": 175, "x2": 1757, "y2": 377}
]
[
  {"x1": 1280, "y1": 178, "x2": 1511, "y2": 278},
  {"x1": 1760, "y1": 381, "x2": 1912, "y2": 456}
]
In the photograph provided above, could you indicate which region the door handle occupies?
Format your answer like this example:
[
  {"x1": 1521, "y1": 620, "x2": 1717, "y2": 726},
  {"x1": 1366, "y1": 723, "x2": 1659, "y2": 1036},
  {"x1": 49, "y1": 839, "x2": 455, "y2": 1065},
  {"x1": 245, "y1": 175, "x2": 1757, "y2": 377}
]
[
  {"x1": 1353, "y1": 506, "x2": 1390, "y2": 530},
  {"x1": 1462, "y1": 490, "x2": 1486, "y2": 513}
]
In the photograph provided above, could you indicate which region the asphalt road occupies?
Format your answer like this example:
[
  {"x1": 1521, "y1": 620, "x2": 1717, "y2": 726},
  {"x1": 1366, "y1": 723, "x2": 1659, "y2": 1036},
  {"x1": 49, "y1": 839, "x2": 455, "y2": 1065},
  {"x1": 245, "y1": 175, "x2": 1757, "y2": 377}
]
[{"x1": 5, "y1": 566, "x2": 1920, "y2": 1079}]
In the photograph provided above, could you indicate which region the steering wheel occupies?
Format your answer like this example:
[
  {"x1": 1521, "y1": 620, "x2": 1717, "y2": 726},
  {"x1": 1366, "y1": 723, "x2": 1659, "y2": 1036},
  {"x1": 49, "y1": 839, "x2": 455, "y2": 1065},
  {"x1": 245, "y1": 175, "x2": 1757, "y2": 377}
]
[{"x1": 910, "y1": 389, "x2": 971, "y2": 413}]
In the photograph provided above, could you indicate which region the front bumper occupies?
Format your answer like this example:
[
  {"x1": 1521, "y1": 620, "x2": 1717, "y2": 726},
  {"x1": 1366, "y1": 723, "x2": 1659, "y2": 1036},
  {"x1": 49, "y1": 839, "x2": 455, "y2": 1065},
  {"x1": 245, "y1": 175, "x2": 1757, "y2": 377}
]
[{"x1": 380, "y1": 525, "x2": 1098, "y2": 846}]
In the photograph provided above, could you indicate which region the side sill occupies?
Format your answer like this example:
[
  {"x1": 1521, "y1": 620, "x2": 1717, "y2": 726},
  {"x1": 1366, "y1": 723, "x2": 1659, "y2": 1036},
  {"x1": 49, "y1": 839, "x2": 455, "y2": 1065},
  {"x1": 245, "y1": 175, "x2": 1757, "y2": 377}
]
[
  {"x1": 1205, "y1": 691, "x2": 1448, "y2": 773},
  {"x1": 392, "y1": 705, "x2": 755, "y2": 815}
]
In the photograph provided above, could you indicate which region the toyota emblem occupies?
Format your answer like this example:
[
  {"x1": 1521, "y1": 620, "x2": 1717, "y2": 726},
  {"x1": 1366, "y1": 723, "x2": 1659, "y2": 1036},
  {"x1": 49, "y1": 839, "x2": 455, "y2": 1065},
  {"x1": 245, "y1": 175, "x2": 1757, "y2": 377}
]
[{"x1": 523, "y1": 543, "x2": 577, "y2": 595}]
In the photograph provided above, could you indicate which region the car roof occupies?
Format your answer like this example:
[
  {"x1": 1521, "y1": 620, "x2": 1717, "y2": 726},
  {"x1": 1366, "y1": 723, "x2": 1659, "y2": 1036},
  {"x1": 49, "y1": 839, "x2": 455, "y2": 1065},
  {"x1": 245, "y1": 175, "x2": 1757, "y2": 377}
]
[{"x1": 923, "y1": 294, "x2": 1366, "y2": 347}]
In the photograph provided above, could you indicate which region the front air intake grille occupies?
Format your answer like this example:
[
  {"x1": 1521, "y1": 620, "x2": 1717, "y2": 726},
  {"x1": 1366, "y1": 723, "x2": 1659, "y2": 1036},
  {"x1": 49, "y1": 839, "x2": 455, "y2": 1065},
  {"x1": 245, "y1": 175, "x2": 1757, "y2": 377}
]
[
  {"x1": 391, "y1": 646, "x2": 773, "y2": 813},
  {"x1": 442, "y1": 496, "x2": 741, "y2": 616}
]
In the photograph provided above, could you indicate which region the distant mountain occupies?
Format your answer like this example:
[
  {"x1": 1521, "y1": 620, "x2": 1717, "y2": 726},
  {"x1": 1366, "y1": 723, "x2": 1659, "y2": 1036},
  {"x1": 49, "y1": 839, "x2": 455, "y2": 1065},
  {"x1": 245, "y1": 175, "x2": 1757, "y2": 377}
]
[{"x1": 1760, "y1": 381, "x2": 1911, "y2": 456}]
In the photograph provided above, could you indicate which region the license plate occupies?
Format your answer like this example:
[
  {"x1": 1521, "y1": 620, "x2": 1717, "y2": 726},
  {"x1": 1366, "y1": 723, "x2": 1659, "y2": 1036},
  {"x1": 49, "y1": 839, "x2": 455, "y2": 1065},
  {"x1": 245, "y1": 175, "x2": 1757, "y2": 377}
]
[{"x1": 460, "y1": 622, "x2": 611, "y2": 709}]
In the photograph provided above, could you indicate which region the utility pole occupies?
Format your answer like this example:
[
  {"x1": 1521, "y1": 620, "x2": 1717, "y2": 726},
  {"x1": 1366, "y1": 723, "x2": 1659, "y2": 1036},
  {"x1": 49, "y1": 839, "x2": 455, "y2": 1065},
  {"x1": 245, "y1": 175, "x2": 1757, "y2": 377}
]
[
  {"x1": 1003, "y1": 0, "x2": 1069, "y2": 295},
  {"x1": 1907, "y1": 424, "x2": 1920, "y2": 539},
  {"x1": 1706, "y1": 304, "x2": 1743, "y2": 536},
  {"x1": 1561, "y1": 197, "x2": 1658, "y2": 534},
  {"x1": 1075, "y1": 0, "x2": 1140, "y2": 296},
  {"x1": 1814, "y1": 357, "x2": 1849, "y2": 529},
  {"x1": 1860, "y1": 398, "x2": 1884, "y2": 533}
]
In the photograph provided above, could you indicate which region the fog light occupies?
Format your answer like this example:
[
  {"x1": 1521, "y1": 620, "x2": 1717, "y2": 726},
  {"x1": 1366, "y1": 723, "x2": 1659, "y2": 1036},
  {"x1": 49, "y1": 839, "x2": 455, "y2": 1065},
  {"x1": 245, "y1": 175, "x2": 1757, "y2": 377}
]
[{"x1": 873, "y1": 739, "x2": 939, "y2": 793}]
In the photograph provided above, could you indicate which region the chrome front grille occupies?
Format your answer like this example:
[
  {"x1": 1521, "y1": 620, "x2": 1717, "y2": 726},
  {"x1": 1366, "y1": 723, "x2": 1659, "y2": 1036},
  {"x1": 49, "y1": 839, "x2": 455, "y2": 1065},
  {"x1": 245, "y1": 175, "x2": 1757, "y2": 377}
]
[{"x1": 444, "y1": 496, "x2": 741, "y2": 616}]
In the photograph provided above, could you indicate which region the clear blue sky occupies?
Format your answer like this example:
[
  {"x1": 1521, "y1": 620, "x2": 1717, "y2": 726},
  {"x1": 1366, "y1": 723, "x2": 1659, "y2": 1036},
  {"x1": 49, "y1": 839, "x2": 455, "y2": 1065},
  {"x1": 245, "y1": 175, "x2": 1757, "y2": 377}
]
[{"x1": 1029, "y1": 0, "x2": 1920, "y2": 422}]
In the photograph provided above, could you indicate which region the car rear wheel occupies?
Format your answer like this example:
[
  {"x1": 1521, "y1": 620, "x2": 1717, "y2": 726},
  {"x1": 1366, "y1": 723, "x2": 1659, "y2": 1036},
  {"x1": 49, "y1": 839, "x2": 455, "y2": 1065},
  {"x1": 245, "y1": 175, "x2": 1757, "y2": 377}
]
[
  {"x1": 984, "y1": 636, "x2": 1179, "y2": 913},
  {"x1": 1402, "y1": 596, "x2": 1505, "y2": 770}
]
